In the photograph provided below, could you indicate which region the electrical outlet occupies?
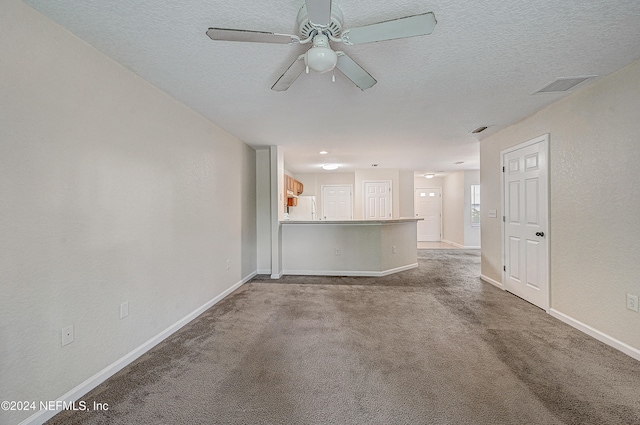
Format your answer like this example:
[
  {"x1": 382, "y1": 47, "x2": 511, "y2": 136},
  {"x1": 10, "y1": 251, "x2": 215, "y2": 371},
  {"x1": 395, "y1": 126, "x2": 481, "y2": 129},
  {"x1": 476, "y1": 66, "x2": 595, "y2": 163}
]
[
  {"x1": 226, "y1": 259, "x2": 230, "y2": 269},
  {"x1": 626, "y1": 294, "x2": 639, "y2": 312},
  {"x1": 120, "y1": 302, "x2": 129, "y2": 319},
  {"x1": 62, "y1": 325, "x2": 74, "y2": 346},
  {"x1": 392, "y1": 246, "x2": 397, "y2": 254}
]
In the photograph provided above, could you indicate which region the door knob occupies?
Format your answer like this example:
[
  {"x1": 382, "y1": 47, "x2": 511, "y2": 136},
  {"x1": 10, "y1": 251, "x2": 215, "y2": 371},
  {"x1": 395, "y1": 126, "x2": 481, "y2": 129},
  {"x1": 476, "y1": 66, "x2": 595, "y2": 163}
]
[{"x1": 535, "y1": 231, "x2": 545, "y2": 237}]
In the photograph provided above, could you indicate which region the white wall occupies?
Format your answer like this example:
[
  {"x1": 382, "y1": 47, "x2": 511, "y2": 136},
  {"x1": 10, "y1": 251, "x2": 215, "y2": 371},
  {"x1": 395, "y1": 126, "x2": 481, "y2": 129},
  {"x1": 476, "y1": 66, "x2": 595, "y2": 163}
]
[
  {"x1": 440, "y1": 171, "x2": 480, "y2": 248},
  {"x1": 295, "y1": 172, "x2": 356, "y2": 197},
  {"x1": 281, "y1": 222, "x2": 417, "y2": 275},
  {"x1": 442, "y1": 172, "x2": 465, "y2": 246},
  {"x1": 0, "y1": 2, "x2": 256, "y2": 424},
  {"x1": 277, "y1": 149, "x2": 285, "y2": 221},
  {"x1": 414, "y1": 175, "x2": 444, "y2": 189},
  {"x1": 256, "y1": 149, "x2": 271, "y2": 274},
  {"x1": 398, "y1": 170, "x2": 415, "y2": 218},
  {"x1": 271, "y1": 147, "x2": 284, "y2": 278},
  {"x1": 480, "y1": 58, "x2": 640, "y2": 352}
]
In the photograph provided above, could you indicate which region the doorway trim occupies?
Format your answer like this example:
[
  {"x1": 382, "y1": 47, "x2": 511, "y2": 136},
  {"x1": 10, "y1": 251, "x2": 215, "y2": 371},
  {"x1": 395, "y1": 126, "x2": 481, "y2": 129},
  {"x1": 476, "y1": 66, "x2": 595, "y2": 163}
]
[{"x1": 500, "y1": 133, "x2": 551, "y2": 312}]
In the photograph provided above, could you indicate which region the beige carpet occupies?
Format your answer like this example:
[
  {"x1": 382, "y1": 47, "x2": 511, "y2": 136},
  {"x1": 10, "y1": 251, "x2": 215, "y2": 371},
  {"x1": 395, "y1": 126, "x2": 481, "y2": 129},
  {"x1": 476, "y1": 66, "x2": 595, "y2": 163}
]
[{"x1": 47, "y1": 250, "x2": 640, "y2": 424}]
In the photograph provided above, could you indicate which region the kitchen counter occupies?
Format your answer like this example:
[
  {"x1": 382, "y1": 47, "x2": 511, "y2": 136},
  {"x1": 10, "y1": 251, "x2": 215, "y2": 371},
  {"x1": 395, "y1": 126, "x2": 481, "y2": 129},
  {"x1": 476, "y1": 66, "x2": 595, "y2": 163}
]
[
  {"x1": 281, "y1": 218, "x2": 421, "y2": 225},
  {"x1": 280, "y1": 218, "x2": 420, "y2": 277}
]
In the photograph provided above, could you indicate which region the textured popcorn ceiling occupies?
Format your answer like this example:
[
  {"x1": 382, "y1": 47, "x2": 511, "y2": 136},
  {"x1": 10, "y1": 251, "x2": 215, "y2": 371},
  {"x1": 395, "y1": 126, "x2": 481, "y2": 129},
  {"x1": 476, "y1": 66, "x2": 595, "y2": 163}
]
[{"x1": 24, "y1": 0, "x2": 640, "y2": 173}]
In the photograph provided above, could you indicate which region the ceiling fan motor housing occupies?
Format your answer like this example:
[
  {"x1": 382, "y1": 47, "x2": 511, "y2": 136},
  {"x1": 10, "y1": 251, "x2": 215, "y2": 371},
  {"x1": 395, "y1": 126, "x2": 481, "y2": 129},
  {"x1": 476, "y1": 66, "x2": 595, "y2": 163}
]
[{"x1": 297, "y1": 3, "x2": 344, "y2": 38}]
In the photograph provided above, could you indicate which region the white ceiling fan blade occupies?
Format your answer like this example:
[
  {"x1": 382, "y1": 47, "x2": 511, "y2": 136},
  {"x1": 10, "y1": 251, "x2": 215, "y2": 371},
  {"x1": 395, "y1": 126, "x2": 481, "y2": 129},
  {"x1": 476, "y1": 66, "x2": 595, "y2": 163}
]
[
  {"x1": 305, "y1": 0, "x2": 332, "y2": 27},
  {"x1": 342, "y1": 12, "x2": 436, "y2": 45},
  {"x1": 272, "y1": 55, "x2": 306, "y2": 91},
  {"x1": 335, "y1": 53, "x2": 376, "y2": 91},
  {"x1": 207, "y1": 28, "x2": 299, "y2": 44}
]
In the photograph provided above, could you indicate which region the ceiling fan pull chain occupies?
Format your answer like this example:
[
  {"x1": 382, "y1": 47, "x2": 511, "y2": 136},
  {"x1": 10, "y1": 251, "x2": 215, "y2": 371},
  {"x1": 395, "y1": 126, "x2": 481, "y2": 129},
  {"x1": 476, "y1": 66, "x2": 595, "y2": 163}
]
[
  {"x1": 306, "y1": 65, "x2": 310, "y2": 74},
  {"x1": 332, "y1": 70, "x2": 335, "y2": 82}
]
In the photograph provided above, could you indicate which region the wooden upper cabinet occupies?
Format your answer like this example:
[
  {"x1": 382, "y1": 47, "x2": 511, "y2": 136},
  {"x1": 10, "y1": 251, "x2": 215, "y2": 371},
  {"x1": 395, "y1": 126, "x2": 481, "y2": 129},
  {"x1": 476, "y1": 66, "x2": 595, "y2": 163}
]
[
  {"x1": 284, "y1": 175, "x2": 304, "y2": 207},
  {"x1": 284, "y1": 175, "x2": 304, "y2": 195}
]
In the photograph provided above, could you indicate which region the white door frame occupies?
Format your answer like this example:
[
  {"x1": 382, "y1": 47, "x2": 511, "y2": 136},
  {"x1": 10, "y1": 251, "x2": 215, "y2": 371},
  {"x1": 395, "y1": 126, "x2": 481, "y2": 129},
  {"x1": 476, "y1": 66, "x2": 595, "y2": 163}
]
[
  {"x1": 500, "y1": 133, "x2": 550, "y2": 312},
  {"x1": 363, "y1": 180, "x2": 392, "y2": 219}
]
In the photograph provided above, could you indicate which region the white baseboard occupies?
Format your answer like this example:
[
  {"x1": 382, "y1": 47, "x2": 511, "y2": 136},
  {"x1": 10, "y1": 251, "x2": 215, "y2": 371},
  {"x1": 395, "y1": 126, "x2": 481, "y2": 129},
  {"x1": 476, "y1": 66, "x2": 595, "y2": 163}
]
[
  {"x1": 19, "y1": 272, "x2": 256, "y2": 425},
  {"x1": 256, "y1": 268, "x2": 271, "y2": 275},
  {"x1": 440, "y1": 239, "x2": 481, "y2": 249},
  {"x1": 270, "y1": 271, "x2": 283, "y2": 279},
  {"x1": 282, "y1": 263, "x2": 419, "y2": 278},
  {"x1": 441, "y1": 239, "x2": 464, "y2": 248},
  {"x1": 480, "y1": 274, "x2": 503, "y2": 289},
  {"x1": 379, "y1": 263, "x2": 419, "y2": 276},
  {"x1": 550, "y1": 309, "x2": 640, "y2": 362}
]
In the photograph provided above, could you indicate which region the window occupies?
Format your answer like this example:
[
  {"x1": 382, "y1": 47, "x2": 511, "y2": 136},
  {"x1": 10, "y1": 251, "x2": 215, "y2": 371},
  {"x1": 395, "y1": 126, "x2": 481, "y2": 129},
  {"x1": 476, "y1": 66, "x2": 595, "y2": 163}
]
[{"x1": 471, "y1": 184, "x2": 480, "y2": 227}]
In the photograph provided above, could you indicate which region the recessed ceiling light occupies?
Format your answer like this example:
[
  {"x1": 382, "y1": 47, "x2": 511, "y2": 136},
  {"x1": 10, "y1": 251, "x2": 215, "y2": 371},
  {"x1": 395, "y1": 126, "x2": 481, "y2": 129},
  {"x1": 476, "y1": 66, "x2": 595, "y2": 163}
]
[
  {"x1": 424, "y1": 173, "x2": 435, "y2": 178},
  {"x1": 322, "y1": 163, "x2": 339, "y2": 170},
  {"x1": 319, "y1": 151, "x2": 328, "y2": 155}
]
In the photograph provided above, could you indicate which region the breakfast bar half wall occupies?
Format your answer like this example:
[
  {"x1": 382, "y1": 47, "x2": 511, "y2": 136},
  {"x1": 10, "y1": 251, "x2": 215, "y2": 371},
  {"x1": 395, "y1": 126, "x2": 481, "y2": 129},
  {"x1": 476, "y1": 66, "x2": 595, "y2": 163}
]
[{"x1": 280, "y1": 218, "x2": 421, "y2": 277}]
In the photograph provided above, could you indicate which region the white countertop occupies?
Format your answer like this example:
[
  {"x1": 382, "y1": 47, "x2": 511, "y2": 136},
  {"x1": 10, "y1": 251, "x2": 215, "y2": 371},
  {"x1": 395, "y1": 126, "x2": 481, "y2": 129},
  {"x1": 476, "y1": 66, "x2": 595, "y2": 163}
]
[{"x1": 280, "y1": 218, "x2": 422, "y2": 225}]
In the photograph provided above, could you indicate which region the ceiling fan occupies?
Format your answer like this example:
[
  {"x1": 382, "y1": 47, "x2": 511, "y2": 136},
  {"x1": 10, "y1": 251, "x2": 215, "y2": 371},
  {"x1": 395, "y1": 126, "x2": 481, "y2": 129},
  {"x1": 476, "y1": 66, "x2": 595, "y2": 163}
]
[{"x1": 206, "y1": 0, "x2": 436, "y2": 91}]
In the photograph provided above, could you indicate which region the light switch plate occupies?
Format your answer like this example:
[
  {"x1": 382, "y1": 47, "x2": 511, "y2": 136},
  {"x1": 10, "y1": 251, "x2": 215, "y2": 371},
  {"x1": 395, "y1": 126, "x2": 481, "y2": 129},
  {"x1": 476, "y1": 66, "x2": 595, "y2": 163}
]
[{"x1": 488, "y1": 209, "x2": 497, "y2": 218}]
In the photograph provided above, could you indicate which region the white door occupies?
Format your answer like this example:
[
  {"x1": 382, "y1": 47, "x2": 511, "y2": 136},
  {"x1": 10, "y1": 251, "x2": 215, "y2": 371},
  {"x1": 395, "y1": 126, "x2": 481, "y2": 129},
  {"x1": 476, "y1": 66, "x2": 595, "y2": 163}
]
[
  {"x1": 502, "y1": 134, "x2": 549, "y2": 310},
  {"x1": 364, "y1": 181, "x2": 392, "y2": 219},
  {"x1": 321, "y1": 185, "x2": 352, "y2": 220},
  {"x1": 415, "y1": 188, "x2": 441, "y2": 241}
]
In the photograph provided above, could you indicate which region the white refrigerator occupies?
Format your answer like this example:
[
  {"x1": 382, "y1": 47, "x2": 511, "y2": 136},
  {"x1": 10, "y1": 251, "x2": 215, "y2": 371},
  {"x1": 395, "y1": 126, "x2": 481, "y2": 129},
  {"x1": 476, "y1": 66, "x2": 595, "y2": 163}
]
[{"x1": 288, "y1": 196, "x2": 317, "y2": 221}]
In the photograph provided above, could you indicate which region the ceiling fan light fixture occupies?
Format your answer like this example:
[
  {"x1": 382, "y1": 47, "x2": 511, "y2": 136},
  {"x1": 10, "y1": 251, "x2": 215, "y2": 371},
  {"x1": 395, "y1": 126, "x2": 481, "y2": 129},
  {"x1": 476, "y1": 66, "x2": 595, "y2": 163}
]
[
  {"x1": 305, "y1": 35, "x2": 338, "y2": 73},
  {"x1": 305, "y1": 47, "x2": 337, "y2": 73},
  {"x1": 424, "y1": 173, "x2": 435, "y2": 178}
]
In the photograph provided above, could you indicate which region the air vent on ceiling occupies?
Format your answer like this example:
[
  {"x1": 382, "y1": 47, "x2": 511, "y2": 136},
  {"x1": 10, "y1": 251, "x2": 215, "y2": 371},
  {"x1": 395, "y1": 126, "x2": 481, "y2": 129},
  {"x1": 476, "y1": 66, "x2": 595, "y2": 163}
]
[
  {"x1": 471, "y1": 126, "x2": 488, "y2": 134},
  {"x1": 533, "y1": 76, "x2": 595, "y2": 94}
]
